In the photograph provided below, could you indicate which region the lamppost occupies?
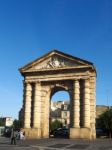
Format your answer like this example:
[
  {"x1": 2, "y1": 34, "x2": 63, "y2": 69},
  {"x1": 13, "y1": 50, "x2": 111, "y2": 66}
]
[
  {"x1": 106, "y1": 89, "x2": 112, "y2": 109},
  {"x1": 107, "y1": 90, "x2": 109, "y2": 108}
]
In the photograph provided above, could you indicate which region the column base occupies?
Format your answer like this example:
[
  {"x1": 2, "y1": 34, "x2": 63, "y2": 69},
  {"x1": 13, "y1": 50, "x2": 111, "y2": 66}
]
[
  {"x1": 21, "y1": 128, "x2": 42, "y2": 139},
  {"x1": 70, "y1": 128, "x2": 92, "y2": 139}
]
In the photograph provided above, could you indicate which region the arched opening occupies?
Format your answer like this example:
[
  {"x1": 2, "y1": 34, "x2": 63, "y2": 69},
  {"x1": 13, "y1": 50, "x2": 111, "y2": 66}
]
[{"x1": 49, "y1": 87, "x2": 70, "y2": 138}]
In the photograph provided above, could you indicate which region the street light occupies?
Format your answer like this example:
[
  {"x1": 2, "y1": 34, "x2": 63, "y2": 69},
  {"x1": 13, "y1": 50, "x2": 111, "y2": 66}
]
[{"x1": 106, "y1": 89, "x2": 112, "y2": 109}]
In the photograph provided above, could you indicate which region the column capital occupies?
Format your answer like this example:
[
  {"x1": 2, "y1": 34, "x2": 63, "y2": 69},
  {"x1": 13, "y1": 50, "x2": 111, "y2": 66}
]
[
  {"x1": 74, "y1": 79, "x2": 80, "y2": 82},
  {"x1": 34, "y1": 81, "x2": 41, "y2": 84},
  {"x1": 84, "y1": 78, "x2": 90, "y2": 81},
  {"x1": 25, "y1": 82, "x2": 32, "y2": 91}
]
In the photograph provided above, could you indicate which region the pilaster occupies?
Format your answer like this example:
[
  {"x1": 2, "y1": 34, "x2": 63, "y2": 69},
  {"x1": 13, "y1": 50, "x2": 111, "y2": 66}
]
[
  {"x1": 73, "y1": 80, "x2": 80, "y2": 128},
  {"x1": 24, "y1": 83, "x2": 32, "y2": 128},
  {"x1": 83, "y1": 79, "x2": 90, "y2": 128},
  {"x1": 33, "y1": 82, "x2": 42, "y2": 132}
]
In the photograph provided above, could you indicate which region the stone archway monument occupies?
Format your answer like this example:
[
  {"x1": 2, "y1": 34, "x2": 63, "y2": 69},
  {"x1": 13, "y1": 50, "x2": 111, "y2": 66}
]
[{"x1": 19, "y1": 50, "x2": 96, "y2": 139}]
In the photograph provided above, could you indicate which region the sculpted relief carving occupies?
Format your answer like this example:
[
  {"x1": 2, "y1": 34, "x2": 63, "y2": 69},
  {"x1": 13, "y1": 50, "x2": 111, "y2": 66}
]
[
  {"x1": 38, "y1": 56, "x2": 79, "y2": 69},
  {"x1": 42, "y1": 57, "x2": 65, "y2": 69}
]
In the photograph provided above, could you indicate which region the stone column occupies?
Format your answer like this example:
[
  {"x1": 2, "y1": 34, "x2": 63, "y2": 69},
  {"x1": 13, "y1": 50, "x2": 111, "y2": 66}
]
[
  {"x1": 24, "y1": 83, "x2": 32, "y2": 128},
  {"x1": 73, "y1": 80, "x2": 80, "y2": 128},
  {"x1": 33, "y1": 82, "x2": 42, "y2": 129},
  {"x1": 22, "y1": 81, "x2": 26, "y2": 128},
  {"x1": 83, "y1": 79, "x2": 90, "y2": 128},
  {"x1": 90, "y1": 76, "x2": 96, "y2": 139}
]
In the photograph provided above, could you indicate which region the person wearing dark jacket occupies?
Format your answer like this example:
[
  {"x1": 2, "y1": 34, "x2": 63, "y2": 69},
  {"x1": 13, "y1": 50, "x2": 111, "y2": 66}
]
[{"x1": 10, "y1": 128, "x2": 17, "y2": 145}]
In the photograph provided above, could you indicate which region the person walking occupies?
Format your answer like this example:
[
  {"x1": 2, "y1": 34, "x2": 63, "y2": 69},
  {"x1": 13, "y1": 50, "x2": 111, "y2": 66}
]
[
  {"x1": 20, "y1": 130, "x2": 25, "y2": 140},
  {"x1": 10, "y1": 128, "x2": 17, "y2": 145}
]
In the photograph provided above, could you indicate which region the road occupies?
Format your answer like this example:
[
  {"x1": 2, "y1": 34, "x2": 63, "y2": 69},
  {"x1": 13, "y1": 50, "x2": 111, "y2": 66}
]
[{"x1": 0, "y1": 137, "x2": 112, "y2": 150}]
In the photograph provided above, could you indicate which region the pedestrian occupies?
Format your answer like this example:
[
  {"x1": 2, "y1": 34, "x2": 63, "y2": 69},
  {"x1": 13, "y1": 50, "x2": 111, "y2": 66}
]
[
  {"x1": 10, "y1": 128, "x2": 17, "y2": 145},
  {"x1": 20, "y1": 130, "x2": 25, "y2": 140}
]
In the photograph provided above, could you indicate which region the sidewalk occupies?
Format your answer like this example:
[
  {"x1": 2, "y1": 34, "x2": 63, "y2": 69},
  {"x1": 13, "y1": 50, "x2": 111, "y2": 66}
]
[
  {"x1": 17, "y1": 138, "x2": 112, "y2": 150},
  {"x1": 0, "y1": 137, "x2": 112, "y2": 150}
]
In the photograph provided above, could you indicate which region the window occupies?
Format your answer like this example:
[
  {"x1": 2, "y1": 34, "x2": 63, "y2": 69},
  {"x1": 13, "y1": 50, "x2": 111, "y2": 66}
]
[
  {"x1": 64, "y1": 105, "x2": 67, "y2": 110},
  {"x1": 64, "y1": 112, "x2": 67, "y2": 117}
]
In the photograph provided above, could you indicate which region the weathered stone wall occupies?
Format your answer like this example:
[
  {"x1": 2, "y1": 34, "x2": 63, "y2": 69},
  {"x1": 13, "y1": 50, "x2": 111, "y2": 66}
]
[{"x1": 19, "y1": 50, "x2": 96, "y2": 139}]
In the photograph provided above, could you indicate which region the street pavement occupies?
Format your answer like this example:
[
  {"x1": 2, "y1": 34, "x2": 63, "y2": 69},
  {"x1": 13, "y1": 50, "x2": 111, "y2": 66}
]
[{"x1": 0, "y1": 137, "x2": 112, "y2": 150}]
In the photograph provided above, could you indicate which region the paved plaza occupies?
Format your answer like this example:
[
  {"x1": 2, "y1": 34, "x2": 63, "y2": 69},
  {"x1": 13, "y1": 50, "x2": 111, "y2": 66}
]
[{"x1": 0, "y1": 137, "x2": 112, "y2": 150}]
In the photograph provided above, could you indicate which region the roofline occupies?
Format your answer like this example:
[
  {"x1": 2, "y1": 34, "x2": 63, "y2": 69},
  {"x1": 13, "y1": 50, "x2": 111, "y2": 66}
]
[
  {"x1": 52, "y1": 49, "x2": 93, "y2": 65},
  {"x1": 19, "y1": 49, "x2": 96, "y2": 73}
]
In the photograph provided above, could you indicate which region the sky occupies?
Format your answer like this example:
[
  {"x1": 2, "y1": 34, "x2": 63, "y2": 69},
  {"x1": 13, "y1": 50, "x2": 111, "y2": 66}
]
[{"x1": 0, "y1": 0, "x2": 112, "y2": 119}]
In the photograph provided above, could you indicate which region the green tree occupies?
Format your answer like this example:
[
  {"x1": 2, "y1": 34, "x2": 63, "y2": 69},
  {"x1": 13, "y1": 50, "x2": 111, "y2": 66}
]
[
  {"x1": 0, "y1": 117, "x2": 4, "y2": 126},
  {"x1": 50, "y1": 120, "x2": 62, "y2": 132},
  {"x1": 13, "y1": 119, "x2": 22, "y2": 130},
  {"x1": 98, "y1": 108, "x2": 112, "y2": 138}
]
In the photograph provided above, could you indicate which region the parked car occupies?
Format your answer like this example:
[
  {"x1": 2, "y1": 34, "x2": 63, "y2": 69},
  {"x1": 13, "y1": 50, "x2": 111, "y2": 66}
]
[
  {"x1": 53, "y1": 128, "x2": 69, "y2": 138},
  {"x1": 96, "y1": 128, "x2": 108, "y2": 138},
  {"x1": 4, "y1": 127, "x2": 12, "y2": 137}
]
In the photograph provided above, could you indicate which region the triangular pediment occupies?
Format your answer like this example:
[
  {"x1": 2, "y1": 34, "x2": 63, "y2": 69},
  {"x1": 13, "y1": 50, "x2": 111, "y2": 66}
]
[{"x1": 20, "y1": 50, "x2": 94, "y2": 73}]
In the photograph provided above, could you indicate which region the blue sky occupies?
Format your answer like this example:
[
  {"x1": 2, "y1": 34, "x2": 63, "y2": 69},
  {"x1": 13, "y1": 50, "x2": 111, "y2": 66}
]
[{"x1": 0, "y1": 0, "x2": 112, "y2": 119}]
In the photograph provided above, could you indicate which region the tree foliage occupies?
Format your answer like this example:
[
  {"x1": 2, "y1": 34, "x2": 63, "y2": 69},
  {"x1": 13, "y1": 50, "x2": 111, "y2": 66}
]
[
  {"x1": 13, "y1": 119, "x2": 22, "y2": 130},
  {"x1": 98, "y1": 108, "x2": 112, "y2": 138},
  {"x1": 0, "y1": 118, "x2": 4, "y2": 126},
  {"x1": 50, "y1": 120, "x2": 62, "y2": 132}
]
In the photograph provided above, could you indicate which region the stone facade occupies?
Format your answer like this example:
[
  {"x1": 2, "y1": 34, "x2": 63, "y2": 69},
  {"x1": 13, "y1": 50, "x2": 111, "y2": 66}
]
[
  {"x1": 2, "y1": 117, "x2": 13, "y2": 127},
  {"x1": 50, "y1": 101, "x2": 70, "y2": 127},
  {"x1": 19, "y1": 50, "x2": 96, "y2": 139}
]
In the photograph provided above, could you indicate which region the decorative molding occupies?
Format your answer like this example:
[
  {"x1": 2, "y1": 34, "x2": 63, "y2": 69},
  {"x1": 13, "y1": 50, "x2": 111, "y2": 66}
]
[{"x1": 40, "y1": 56, "x2": 79, "y2": 69}]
